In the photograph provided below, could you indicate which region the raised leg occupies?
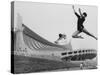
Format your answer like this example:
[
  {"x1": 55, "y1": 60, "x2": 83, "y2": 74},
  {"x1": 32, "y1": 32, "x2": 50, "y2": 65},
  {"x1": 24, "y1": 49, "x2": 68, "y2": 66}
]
[
  {"x1": 82, "y1": 28, "x2": 97, "y2": 40},
  {"x1": 72, "y1": 30, "x2": 83, "y2": 39}
]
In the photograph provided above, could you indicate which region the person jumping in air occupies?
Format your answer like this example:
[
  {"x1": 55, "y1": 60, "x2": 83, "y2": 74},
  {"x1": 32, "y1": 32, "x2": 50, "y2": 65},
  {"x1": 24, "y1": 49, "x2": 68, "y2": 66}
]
[
  {"x1": 55, "y1": 33, "x2": 72, "y2": 50},
  {"x1": 72, "y1": 5, "x2": 97, "y2": 40},
  {"x1": 55, "y1": 33, "x2": 66, "y2": 44}
]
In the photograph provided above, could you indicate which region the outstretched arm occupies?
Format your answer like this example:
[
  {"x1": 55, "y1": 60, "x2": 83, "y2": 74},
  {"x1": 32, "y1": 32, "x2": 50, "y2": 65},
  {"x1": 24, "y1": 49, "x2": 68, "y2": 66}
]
[
  {"x1": 72, "y1": 5, "x2": 75, "y2": 13},
  {"x1": 72, "y1": 5, "x2": 80, "y2": 18},
  {"x1": 79, "y1": 8, "x2": 83, "y2": 17}
]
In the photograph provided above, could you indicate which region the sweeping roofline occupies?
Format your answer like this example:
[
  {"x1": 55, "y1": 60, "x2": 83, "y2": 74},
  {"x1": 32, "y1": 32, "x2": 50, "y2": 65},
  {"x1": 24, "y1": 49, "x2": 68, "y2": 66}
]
[{"x1": 22, "y1": 24, "x2": 67, "y2": 50}]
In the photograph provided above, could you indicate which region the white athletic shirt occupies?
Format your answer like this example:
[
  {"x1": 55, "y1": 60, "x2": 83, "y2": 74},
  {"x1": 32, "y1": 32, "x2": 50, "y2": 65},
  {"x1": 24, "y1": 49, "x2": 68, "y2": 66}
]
[
  {"x1": 55, "y1": 38, "x2": 72, "y2": 50},
  {"x1": 55, "y1": 38, "x2": 68, "y2": 45}
]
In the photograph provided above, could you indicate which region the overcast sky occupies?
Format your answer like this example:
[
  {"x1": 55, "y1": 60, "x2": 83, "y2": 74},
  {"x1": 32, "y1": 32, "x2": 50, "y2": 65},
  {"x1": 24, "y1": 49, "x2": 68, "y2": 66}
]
[{"x1": 14, "y1": 1, "x2": 98, "y2": 50}]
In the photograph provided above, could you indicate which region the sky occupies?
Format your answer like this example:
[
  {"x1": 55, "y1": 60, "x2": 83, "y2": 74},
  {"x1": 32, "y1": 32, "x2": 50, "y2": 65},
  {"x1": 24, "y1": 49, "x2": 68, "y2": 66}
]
[{"x1": 14, "y1": 1, "x2": 98, "y2": 50}]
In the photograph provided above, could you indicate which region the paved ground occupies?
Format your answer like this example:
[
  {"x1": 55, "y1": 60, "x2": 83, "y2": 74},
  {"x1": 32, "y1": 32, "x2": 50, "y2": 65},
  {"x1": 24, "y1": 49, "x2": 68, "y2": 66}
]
[{"x1": 12, "y1": 55, "x2": 97, "y2": 74}]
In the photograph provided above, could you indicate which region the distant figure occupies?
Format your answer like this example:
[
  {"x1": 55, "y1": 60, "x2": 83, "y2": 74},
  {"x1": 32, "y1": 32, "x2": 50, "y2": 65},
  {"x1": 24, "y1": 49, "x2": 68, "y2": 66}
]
[
  {"x1": 80, "y1": 63, "x2": 84, "y2": 70},
  {"x1": 72, "y1": 5, "x2": 97, "y2": 40}
]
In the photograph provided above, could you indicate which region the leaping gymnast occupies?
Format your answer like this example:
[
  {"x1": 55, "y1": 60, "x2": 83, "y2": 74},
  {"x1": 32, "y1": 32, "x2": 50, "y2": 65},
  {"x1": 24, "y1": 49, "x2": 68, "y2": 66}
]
[{"x1": 72, "y1": 5, "x2": 97, "y2": 40}]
